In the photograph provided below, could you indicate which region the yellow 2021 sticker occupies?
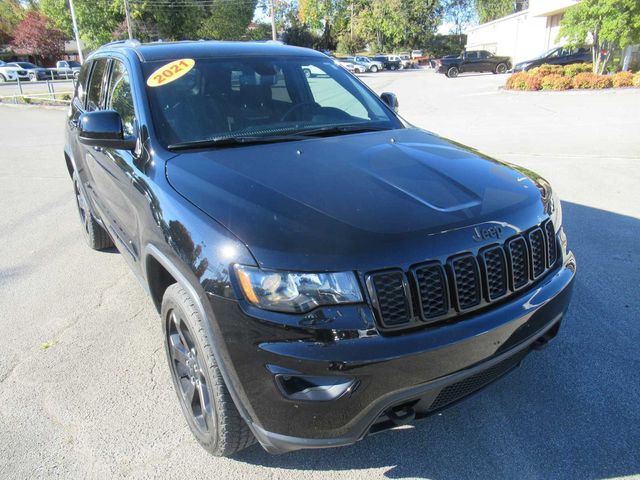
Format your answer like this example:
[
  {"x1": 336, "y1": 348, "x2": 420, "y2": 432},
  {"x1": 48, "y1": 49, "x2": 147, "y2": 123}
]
[{"x1": 146, "y1": 58, "x2": 195, "y2": 87}]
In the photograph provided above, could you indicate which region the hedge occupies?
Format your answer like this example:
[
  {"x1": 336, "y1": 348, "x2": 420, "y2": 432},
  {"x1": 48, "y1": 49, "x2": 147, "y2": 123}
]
[{"x1": 505, "y1": 63, "x2": 639, "y2": 91}]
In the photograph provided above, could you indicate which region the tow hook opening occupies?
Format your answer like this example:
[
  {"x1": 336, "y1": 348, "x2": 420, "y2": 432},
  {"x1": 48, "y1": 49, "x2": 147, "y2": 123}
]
[
  {"x1": 532, "y1": 321, "x2": 562, "y2": 351},
  {"x1": 385, "y1": 402, "x2": 417, "y2": 426}
]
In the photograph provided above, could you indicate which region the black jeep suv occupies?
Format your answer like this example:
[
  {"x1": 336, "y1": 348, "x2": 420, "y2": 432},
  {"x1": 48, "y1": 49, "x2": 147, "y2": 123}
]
[{"x1": 64, "y1": 40, "x2": 575, "y2": 456}]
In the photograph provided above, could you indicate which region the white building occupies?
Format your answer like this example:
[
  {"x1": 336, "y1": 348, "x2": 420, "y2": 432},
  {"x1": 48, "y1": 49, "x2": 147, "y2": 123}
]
[{"x1": 465, "y1": 0, "x2": 580, "y2": 63}]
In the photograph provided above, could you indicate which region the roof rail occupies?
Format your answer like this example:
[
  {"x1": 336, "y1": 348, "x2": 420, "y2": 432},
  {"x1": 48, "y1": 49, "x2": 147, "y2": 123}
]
[{"x1": 98, "y1": 39, "x2": 141, "y2": 50}]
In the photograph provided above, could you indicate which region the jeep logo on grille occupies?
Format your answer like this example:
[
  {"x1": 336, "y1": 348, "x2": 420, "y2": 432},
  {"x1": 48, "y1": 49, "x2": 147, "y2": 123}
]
[{"x1": 472, "y1": 225, "x2": 503, "y2": 242}]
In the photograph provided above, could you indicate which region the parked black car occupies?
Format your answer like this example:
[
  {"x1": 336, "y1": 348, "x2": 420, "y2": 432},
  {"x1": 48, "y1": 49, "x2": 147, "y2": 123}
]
[
  {"x1": 65, "y1": 40, "x2": 575, "y2": 457},
  {"x1": 437, "y1": 50, "x2": 512, "y2": 77},
  {"x1": 513, "y1": 46, "x2": 592, "y2": 72},
  {"x1": 372, "y1": 55, "x2": 402, "y2": 70}
]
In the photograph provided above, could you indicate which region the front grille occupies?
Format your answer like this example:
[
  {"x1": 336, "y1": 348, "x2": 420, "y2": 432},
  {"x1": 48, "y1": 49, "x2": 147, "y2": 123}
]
[
  {"x1": 450, "y1": 255, "x2": 481, "y2": 310},
  {"x1": 367, "y1": 271, "x2": 412, "y2": 327},
  {"x1": 366, "y1": 219, "x2": 559, "y2": 330},
  {"x1": 427, "y1": 349, "x2": 527, "y2": 412},
  {"x1": 413, "y1": 263, "x2": 448, "y2": 319}
]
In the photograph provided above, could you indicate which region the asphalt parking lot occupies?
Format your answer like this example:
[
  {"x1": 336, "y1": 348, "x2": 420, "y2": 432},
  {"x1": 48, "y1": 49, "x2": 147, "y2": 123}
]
[{"x1": 1, "y1": 69, "x2": 639, "y2": 479}]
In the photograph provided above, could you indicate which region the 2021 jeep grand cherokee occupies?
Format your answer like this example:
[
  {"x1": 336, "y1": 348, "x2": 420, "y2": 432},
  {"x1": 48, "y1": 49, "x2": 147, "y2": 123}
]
[{"x1": 64, "y1": 40, "x2": 575, "y2": 456}]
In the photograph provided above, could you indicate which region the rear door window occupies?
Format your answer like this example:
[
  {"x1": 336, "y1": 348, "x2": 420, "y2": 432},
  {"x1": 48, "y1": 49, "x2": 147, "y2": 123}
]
[
  {"x1": 86, "y1": 58, "x2": 108, "y2": 112},
  {"x1": 75, "y1": 61, "x2": 91, "y2": 108},
  {"x1": 106, "y1": 60, "x2": 136, "y2": 136}
]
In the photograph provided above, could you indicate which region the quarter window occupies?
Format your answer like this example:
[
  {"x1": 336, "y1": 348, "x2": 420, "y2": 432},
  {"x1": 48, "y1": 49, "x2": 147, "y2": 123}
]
[{"x1": 106, "y1": 60, "x2": 136, "y2": 136}]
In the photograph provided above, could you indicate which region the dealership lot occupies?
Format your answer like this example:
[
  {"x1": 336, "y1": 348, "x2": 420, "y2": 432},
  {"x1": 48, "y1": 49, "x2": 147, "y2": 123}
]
[{"x1": 1, "y1": 70, "x2": 639, "y2": 479}]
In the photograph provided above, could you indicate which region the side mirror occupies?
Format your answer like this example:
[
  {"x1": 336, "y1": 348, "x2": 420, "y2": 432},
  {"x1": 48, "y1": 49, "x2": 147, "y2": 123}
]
[
  {"x1": 380, "y1": 92, "x2": 399, "y2": 113},
  {"x1": 79, "y1": 110, "x2": 136, "y2": 150}
]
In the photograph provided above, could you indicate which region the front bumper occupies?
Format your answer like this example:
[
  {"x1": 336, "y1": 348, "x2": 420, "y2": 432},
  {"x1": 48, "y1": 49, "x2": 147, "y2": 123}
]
[{"x1": 209, "y1": 253, "x2": 575, "y2": 453}]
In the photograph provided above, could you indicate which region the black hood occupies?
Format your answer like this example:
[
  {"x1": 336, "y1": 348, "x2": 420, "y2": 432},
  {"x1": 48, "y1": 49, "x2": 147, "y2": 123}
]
[{"x1": 166, "y1": 128, "x2": 548, "y2": 271}]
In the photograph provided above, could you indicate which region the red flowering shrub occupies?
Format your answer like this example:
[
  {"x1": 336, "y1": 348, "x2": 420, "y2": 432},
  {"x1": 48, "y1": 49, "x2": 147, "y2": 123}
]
[
  {"x1": 530, "y1": 64, "x2": 565, "y2": 76},
  {"x1": 612, "y1": 71, "x2": 634, "y2": 87},
  {"x1": 633, "y1": 73, "x2": 640, "y2": 87},
  {"x1": 524, "y1": 74, "x2": 543, "y2": 91},
  {"x1": 541, "y1": 74, "x2": 572, "y2": 90},
  {"x1": 590, "y1": 75, "x2": 613, "y2": 89},
  {"x1": 572, "y1": 72, "x2": 595, "y2": 88},
  {"x1": 505, "y1": 72, "x2": 528, "y2": 90}
]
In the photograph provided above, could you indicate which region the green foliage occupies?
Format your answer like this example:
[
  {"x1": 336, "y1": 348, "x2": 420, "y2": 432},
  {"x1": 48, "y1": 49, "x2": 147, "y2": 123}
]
[
  {"x1": 402, "y1": 0, "x2": 441, "y2": 48},
  {"x1": 442, "y1": 0, "x2": 475, "y2": 35},
  {"x1": 559, "y1": 0, "x2": 640, "y2": 74},
  {"x1": 243, "y1": 22, "x2": 273, "y2": 41},
  {"x1": 474, "y1": 0, "x2": 513, "y2": 24},
  {"x1": 198, "y1": 0, "x2": 258, "y2": 40},
  {"x1": 426, "y1": 33, "x2": 466, "y2": 57},
  {"x1": 282, "y1": 21, "x2": 321, "y2": 48},
  {"x1": 336, "y1": 32, "x2": 365, "y2": 54},
  {"x1": 563, "y1": 62, "x2": 592, "y2": 77},
  {"x1": 39, "y1": 0, "x2": 72, "y2": 37},
  {"x1": 540, "y1": 74, "x2": 572, "y2": 90},
  {"x1": 529, "y1": 64, "x2": 564, "y2": 76},
  {"x1": 0, "y1": 0, "x2": 25, "y2": 43}
]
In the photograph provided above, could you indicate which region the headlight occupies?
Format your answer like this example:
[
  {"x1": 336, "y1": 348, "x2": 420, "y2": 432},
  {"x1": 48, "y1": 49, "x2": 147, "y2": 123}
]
[
  {"x1": 234, "y1": 265, "x2": 363, "y2": 313},
  {"x1": 538, "y1": 178, "x2": 562, "y2": 231}
]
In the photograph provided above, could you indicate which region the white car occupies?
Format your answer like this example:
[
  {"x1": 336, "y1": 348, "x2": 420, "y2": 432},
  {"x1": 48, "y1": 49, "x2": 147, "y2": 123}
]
[
  {"x1": 349, "y1": 56, "x2": 384, "y2": 73},
  {"x1": 0, "y1": 63, "x2": 24, "y2": 82},
  {"x1": 335, "y1": 59, "x2": 366, "y2": 74}
]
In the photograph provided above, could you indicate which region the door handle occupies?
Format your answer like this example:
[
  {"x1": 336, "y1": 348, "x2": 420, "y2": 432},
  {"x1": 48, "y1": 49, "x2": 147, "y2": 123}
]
[{"x1": 93, "y1": 146, "x2": 104, "y2": 152}]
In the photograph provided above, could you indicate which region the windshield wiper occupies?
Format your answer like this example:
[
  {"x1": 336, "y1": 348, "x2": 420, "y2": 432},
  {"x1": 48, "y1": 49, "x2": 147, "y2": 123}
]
[
  {"x1": 293, "y1": 124, "x2": 391, "y2": 137},
  {"x1": 168, "y1": 134, "x2": 310, "y2": 151}
]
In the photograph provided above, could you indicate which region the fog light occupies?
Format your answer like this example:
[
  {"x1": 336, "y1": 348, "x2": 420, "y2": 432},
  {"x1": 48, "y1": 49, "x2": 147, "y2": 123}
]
[{"x1": 275, "y1": 374, "x2": 356, "y2": 401}]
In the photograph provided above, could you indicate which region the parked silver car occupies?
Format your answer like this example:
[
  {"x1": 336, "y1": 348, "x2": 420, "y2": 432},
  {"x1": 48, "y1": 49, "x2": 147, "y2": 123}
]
[{"x1": 350, "y1": 56, "x2": 384, "y2": 73}]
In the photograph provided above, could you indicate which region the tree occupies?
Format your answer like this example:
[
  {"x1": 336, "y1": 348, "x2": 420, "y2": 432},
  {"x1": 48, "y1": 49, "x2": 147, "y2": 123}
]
[
  {"x1": 336, "y1": 32, "x2": 365, "y2": 54},
  {"x1": 282, "y1": 20, "x2": 321, "y2": 48},
  {"x1": 9, "y1": 11, "x2": 65, "y2": 64},
  {"x1": 298, "y1": 0, "x2": 349, "y2": 49},
  {"x1": 198, "y1": 0, "x2": 258, "y2": 40},
  {"x1": 243, "y1": 22, "x2": 273, "y2": 40},
  {"x1": 474, "y1": 0, "x2": 513, "y2": 24},
  {"x1": 402, "y1": 0, "x2": 441, "y2": 48},
  {"x1": 40, "y1": 0, "x2": 124, "y2": 49},
  {"x1": 0, "y1": 0, "x2": 25, "y2": 44},
  {"x1": 559, "y1": 0, "x2": 640, "y2": 74},
  {"x1": 443, "y1": 0, "x2": 475, "y2": 36}
]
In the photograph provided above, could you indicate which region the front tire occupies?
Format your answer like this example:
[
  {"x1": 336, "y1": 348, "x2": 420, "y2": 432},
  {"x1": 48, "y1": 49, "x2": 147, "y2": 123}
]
[
  {"x1": 73, "y1": 172, "x2": 113, "y2": 250},
  {"x1": 495, "y1": 63, "x2": 508, "y2": 74},
  {"x1": 28, "y1": 73, "x2": 37, "y2": 82},
  {"x1": 162, "y1": 284, "x2": 255, "y2": 457},
  {"x1": 0, "y1": 74, "x2": 6, "y2": 83},
  {"x1": 370, "y1": 65, "x2": 378, "y2": 73},
  {"x1": 446, "y1": 66, "x2": 459, "y2": 78}
]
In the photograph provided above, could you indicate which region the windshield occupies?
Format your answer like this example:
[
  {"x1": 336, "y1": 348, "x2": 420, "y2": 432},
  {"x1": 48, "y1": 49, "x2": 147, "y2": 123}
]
[
  {"x1": 143, "y1": 56, "x2": 401, "y2": 148},
  {"x1": 537, "y1": 48, "x2": 558, "y2": 59},
  {"x1": 15, "y1": 62, "x2": 36, "y2": 68}
]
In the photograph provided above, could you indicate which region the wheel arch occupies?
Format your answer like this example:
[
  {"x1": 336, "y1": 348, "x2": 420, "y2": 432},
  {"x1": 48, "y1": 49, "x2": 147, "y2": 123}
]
[{"x1": 142, "y1": 244, "x2": 258, "y2": 434}]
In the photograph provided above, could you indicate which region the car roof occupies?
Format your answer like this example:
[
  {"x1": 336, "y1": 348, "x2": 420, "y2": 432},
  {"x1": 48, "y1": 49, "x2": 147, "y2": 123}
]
[{"x1": 95, "y1": 39, "x2": 326, "y2": 63}]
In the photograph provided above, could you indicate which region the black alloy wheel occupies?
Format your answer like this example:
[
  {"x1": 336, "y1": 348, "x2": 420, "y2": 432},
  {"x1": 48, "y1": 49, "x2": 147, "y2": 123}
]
[{"x1": 166, "y1": 308, "x2": 214, "y2": 438}]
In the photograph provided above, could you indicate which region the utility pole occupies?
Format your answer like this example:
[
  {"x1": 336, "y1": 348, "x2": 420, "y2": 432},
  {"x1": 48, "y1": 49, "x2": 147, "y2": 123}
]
[
  {"x1": 68, "y1": 0, "x2": 83, "y2": 63},
  {"x1": 270, "y1": 0, "x2": 277, "y2": 41},
  {"x1": 350, "y1": 1, "x2": 354, "y2": 40},
  {"x1": 124, "y1": 0, "x2": 134, "y2": 40}
]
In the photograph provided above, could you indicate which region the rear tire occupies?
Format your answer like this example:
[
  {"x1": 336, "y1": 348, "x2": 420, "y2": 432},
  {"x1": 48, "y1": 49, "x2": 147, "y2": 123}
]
[
  {"x1": 162, "y1": 284, "x2": 256, "y2": 457},
  {"x1": 495, "y1": 63, "x2": 508, "y2": 74},
  {"x1": 370, "y1": 65, "x2": 378, "y2": 73},
  {"x1": 446, "y1": 66, "x2": 459, "y2": 78},
  {"x1": 72, "y1": 172, "x2": 113, "y2": 250},
  {"x1": 0, "y1": 74, "x2": 5, "y2": 83}
]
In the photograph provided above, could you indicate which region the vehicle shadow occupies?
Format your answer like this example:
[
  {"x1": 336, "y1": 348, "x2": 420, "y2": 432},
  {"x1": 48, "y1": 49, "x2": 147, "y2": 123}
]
[{"x1": 233, "y1": 201, "x2": 640, "y2": 479}]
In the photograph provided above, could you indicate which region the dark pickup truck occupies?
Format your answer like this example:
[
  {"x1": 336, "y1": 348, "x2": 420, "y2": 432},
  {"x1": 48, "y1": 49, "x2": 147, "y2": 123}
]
[
  {"x1": 437, "y1": 50, "x2": 512, "y2": 77},
  {"x1": 64, "y1": 39, "x2": 574, "y2": 457}
]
